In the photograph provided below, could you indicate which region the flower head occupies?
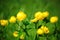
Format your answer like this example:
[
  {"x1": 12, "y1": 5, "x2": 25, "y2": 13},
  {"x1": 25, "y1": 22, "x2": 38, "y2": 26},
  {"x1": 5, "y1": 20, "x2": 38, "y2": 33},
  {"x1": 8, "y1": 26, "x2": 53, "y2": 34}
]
[
  {"x1": 43, "y1": 11, "x2": 49, "y2": 18},
  {"x1": 16, "y1": 11, "x2": 26, "y2": 21},
  {"x1": 50, "y1": 16, "x2": 58, "y2": 23},
  {"x1": 37, "y1": 29, "x2": 44, "y2": 35},
  {"x1": 34, "y1": 12, "x2": 44, "y2": 20},
  {"x1": 40, "y1": 25, "x2": 45, "y2": 29},
  {"x1": 30, "y1": 18, "x2": 38, "y2": 22},
  {"x1": 9, "y1": 16, "x2": 16, "y2": 23},
  {"x1": 20, "y1": 34, "x2": 24, "y2": 40},
  {"x1": 13, "y1": 31, "x2": 18, "y2": 37},
  {"x1": 40, "y1": 26, "x2": 49, "y2": 34},
  {"x1": 43, "y1": 26, "x2": 49, "y2": 34},
  {"x1": 0, "y1": 20, "x2": 8, "y2": 26}
]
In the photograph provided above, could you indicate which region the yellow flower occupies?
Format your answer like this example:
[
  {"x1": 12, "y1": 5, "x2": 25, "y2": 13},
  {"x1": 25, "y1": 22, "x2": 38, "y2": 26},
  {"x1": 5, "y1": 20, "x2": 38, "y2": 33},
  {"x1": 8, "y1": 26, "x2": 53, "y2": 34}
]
[
  {"x1": 9, "y1": 16, "x2": 16, "y2": 23},
  {"x1": 34, "y1": 12, "x2": 44, "y2": 20},
  {"x1": 43, "y1": 11, "x2": 49, "y2": 18},
  {"x1": 35, "y1": 12, "x2": 42, "y2": 18},
  {"x1": 16, "y1": 11, "x2": 26, "y2": 21},
  {"x1": 0, "y1": 20, "x2": 1, "y2": 24},
  {"x1": 37, "y1": 29, "x2": 44, "y2": 35},
  {"x1": 20, "y1": 34, "x2": 24, "y2": 40},
  {"x1": 30, "y1": 18, "x2": 38, "y2": 22},
  {"x1": 13, "y1": 31, "x2": 18, "y2": 37},
  {"x1": 43, "y1": 26, "x2": 49, "y2": 34},
  {"x1": 50, "y1": 16, "x2": 58, "y2": 23},
  {"x1": 40, "y1": 25, "x2": 45, "y2": 29},
  {"x1": 40, "y1": 26, "x2": 49, "y2": 34},
  {"x1": 0, "y1": 20, "x2": 8, "y2": 26}
]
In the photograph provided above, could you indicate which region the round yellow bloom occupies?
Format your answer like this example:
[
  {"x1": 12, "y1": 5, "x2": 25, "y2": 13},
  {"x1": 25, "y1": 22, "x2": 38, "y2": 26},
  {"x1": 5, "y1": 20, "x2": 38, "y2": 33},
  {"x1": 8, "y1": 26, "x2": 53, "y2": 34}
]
[
  {"x1": 16, "y1": 11, "x2": 26, "y2": 21},
  {"x1": 40, "y1": 26, "x2": 49, "y2": 34},
  {"x1": 35, "y1": 12, "x2": 44, "y2": 20},
  {"x1": 37, "y1": 29, "x2": 44, "y2": 35},
  {"x1": 0, "y1": 20, "x2": 8, "y2": 26},
  {"x1": 43, "y1": 11, "x2": 49, "y2": 18},
  {"x1": 13, "y1": 31, "x2": 18, "y2": 37},
  {"x1": 30, "y1": 18, "x2": 38, "y2": 22},
  {"x1": 9, "y1": 16, "x2": 16, "y2": 23},
  {"x1": 35, "y1": 12, "x2": 42, "y2": 18},
  {"x1": 20, "y1": 34, "x2": 24, "y2": 40},
  {"x1": 43, "y1": 26, "x2": 49, "y2": 34},
  {"x1": 50, "y1": 16, "x2": 58, "y2": 23},
  {"x1": 0, "y1": 20, "x2": 1, "y2": 24}
]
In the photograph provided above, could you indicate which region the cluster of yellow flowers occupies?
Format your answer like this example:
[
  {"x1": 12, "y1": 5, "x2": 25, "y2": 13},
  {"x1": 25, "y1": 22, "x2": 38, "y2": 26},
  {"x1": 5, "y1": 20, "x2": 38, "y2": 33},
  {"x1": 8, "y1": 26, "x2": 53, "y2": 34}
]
[
  {"x1": 0, "y1": 11, "x2": 58, "y2": 26},
  {"x1": 30, "y1": 11, "x2": 58, "y2": 23},
  {"x1": 13, "y1": 31, "x2": 24, "y2": 39},
  {"x1": 0, "y1": 11, "x2": 27, "y2": 26},
  {"x1": 0, "y1": 20, "x2": 8, "y2": 26},
  {"x1": 0, "y1": 11, "x2": 58, "y2": 39},
  {"x1": 16, "y1": 11, "x2": 26, "y2": 21},
  {"x1": 37, "y1": 26, "x2": 49, "y2": 35},
  {"x1": 30, "y1": 11, "x2": 49, "y2": 22}
]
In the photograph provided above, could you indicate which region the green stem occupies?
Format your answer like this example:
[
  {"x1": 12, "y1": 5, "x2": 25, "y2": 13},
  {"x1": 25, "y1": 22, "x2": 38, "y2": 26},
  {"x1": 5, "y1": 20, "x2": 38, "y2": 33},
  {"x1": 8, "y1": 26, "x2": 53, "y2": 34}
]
[
  {"x1": 55, "y1": 23, "x2": 58, "y2": 40},
  {"x1": 35, "y1": 22, "x2": 38, "y2": 40}
]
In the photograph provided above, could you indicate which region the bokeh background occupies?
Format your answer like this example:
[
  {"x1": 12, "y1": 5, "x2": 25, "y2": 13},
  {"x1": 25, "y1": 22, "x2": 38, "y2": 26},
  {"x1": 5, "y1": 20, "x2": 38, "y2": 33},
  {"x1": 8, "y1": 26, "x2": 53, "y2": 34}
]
[{"x1": 0, "y1": 0, "x2": 60, "y2": 40}]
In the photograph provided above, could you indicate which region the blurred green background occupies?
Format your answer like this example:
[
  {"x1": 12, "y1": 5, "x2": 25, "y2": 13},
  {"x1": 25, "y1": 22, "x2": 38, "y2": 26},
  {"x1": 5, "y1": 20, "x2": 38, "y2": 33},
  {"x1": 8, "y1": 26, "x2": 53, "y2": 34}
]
[
  {"x1": 0, "y1": 0, "x2": 60, "y2": 19},
  {"x1": 0, "y1": 0, "x2": 60, "y2": 40},
  {"x1": 0, "y1": 0, "x2": 60, "y2": 27}
]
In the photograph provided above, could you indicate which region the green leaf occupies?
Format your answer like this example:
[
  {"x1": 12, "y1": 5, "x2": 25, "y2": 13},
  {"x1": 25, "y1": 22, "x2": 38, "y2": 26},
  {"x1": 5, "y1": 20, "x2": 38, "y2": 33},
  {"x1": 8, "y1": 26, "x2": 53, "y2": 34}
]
[
  {"x1": 38, "y1": 37, "x2": 47, "y2": 40},
  {"x1": 22, "y1": 18, "x2": 30, "y2": 26},
  {"x1": 25, "y1": 35, "x2": 31, "y2": 40},
  {"x1": 46, "y1": 22, "x2": 55, "y2": 34},
  {"x1": 19, "y1": 21, "x2": 23, "y2": 27},
  {"x1": 26, "y1": 23, "x2": 35, "y2": 29},
  {"x1": 37, "y1": 20, "x2": 46, "y2": 28},
  {"x1": 26, "y1": 29, "x2": 36, "y2": 40},
  {"x1": 57, "y1": 33, "x2": 60, "y2": 40},
  {"x1": 48, "y1": 35, "x2": 57, "y2": 40},
  {"x1": 18, "y1": 21, "x2": 25, "y2": 29},
  {"x1": 37, "y1": 20, "x2": 44, "y2": 27},
  {"x1": 37, "y1": 20, "x2": 45, "y2": 26}
]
